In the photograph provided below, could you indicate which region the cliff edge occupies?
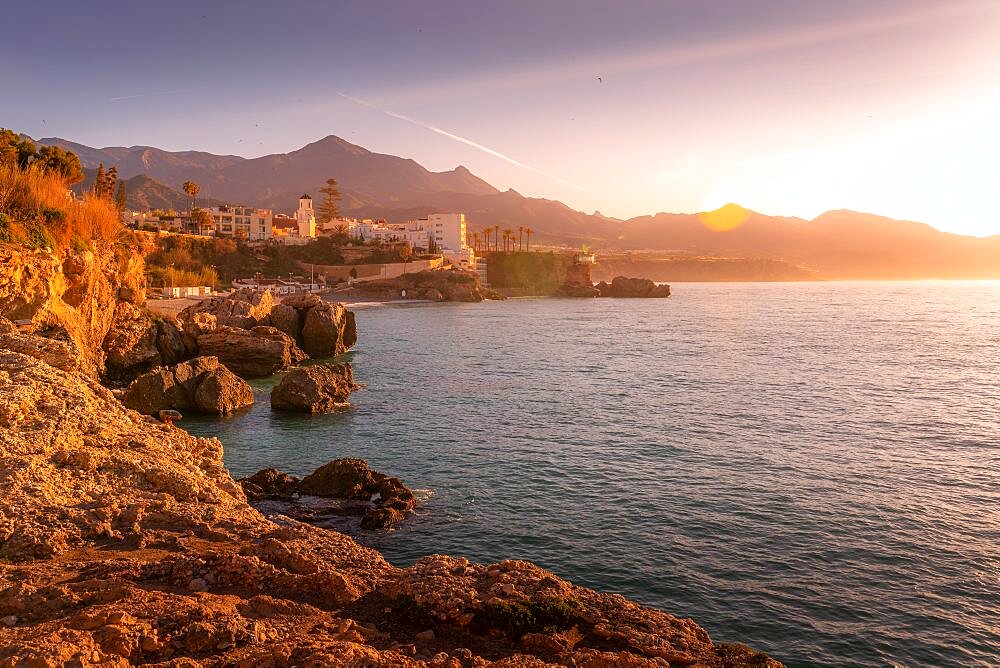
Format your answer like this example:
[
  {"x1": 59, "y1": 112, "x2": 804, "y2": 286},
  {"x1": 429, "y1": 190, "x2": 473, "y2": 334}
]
[{"x1": 0, "y1": 330, "x2": 782, "y2": 667}]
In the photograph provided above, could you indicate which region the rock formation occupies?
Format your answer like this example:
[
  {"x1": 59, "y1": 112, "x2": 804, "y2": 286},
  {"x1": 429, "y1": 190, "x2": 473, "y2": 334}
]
[
  {"x1": 240, "y1": 458, "x2": 415, "y2": 530},
  {"x1": 197, "y1": 325, "x2": 308, "y2": 378},
  {"x1": 557, "y1": 262, "x2": 600, "y2": 298},
  {"x1": 343, "y1": 269, "x2": 504, "y2": 302},
  {"x1": 0, "y1": 242, "x2": 146, "y2": 377},
  {"x1": 178, "y1": 288, "x2": 357, "y2": 362},
  {"x1": 120, "y1": 356, "x2": 254, "y2": 415},
  {"x1": 270, "y1": 363, "x2": 359, "y2": 413},
  {"x1": 177, "y1": 287, "x2": 276, "y2": 329},
  {"x1": 0, "y1": 328, "x2": 780, "y2": 666},
  {"x1": 596, "y1": 276, "x2": 672, "y2": 298}
]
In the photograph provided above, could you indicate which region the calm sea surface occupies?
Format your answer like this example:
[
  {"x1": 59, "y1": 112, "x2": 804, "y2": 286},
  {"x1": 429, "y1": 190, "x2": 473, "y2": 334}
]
[{"x1": 184, "y1": 282, "x2": 1000, "y2": 667}]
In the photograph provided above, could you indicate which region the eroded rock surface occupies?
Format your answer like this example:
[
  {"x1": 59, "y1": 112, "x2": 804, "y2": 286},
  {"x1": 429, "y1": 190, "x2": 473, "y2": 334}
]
[
  {"x1": 0, "y1": 331, "x2": 780, "y2": 668},
  {"x1": 197, "y1": 325, "x2": 308, "y2": 378},
  {"x1": 120, "y1": 356, "x2": 254, "y2": 415},
  {"x1": 270, "y1": 363, "x2": 359, "y2": 413},
  {"x1": 239, "y1": 458, "x2": 416, "y2": 531}
]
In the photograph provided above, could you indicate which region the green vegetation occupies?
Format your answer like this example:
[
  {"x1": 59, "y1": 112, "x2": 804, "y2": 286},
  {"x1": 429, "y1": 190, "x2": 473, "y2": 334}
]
[
  {"x1": 182, "y1": 180, "x2": 200, "y2": 209},
  {"x1": 318, "y1": 178, "x2": 341, "y2": 226},
  {"x1": 144, "y1": 233, "x2": 416, "y2": 285},
  {"x1": 479, "y1": 597, "x2": 586, "y2": 638},
  {"x1": 486, "y1": 251, "x2": 570, "y2": 294}
]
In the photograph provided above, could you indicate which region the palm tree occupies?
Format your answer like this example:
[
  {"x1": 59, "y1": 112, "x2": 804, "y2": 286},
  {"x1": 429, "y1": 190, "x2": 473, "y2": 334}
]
[
  {"x1": 493, "y1": 225, "x2": 500, "y2": 252},
  {"x1": 502, "y1": 230, "x2": 510, "y2": 252},
  {"x1": 504, "y1": 229, "x2": 514, "y2": 252},
  {"x1": 518, "y1": 226, "x2": 524, "y2": 251},
  {"x1": 182, "y1": 181, "x2": 200, "y2": 211},
  {"x1": 524, "y1": 227, "x2": 533, "y2": 252}
]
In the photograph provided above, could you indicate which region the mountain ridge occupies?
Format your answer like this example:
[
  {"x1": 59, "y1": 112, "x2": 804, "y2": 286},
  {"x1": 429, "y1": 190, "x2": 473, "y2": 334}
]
[{"x1": 32, "y1": 134, "x2": 1000, "y2": 279}]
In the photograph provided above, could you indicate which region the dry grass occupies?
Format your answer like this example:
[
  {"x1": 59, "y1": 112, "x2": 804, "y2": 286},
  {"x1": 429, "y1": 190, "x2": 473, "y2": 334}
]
[{"x1": 0, "y1": 162, "x2": 123, "y2": 250}]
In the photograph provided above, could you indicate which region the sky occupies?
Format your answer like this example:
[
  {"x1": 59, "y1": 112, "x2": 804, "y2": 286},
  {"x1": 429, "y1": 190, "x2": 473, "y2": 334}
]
[{"x1": 2, "y1": 0, "x2": 999, "y2": 236}]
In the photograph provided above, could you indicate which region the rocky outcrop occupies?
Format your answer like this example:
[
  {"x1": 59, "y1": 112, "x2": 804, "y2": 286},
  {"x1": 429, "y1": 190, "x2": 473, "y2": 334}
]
[
  {"x1": 101, "y1": 302, "x2": 162, "y2": 384},
  {"x1": 0, "y1": 329, "x2": 780, "y2": 667},
  {"x1": 275, "y1": 292, "x2": 357, "y2": 359},
  {"x1": 270, "y1": 363, "x2": 359, "y2": 413},
  {"x1": 240, "y1": 458, "x2": 416, "y2": 530},
  {"x1": 344, "y1": 269, "x2": 504, "y2": 302},
  {"x1": 120, "y1": 356, "x2": 254, "y2": 415},
  {"x1": 0, "y1": 242, "x2": 146, "y2": 377},
  {"x1": 596, "y1": 276, "x2": 672, "y2": 298},
  {"x1": 177, "y1": 287, "x2": 275, "y2": 329},
  {"x1": 177, "y1": 289, "x2": 357, "y2": 362},
  {"x1": 197, "y1": 325, "x2": 307, "y2": 378}
]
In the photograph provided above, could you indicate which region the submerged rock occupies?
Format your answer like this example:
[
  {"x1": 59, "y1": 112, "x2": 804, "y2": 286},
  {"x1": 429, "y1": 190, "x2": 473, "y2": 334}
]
[
  {"x1": 270, "y1": 363, "x2": 359, "y2": 413},
  {"x1": 239, "y1": 458, "x2": 416, "y2": 531}
]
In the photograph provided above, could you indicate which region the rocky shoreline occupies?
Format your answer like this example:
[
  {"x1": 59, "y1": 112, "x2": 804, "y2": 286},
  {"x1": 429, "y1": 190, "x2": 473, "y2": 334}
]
[{"x1": 0, "y1": 240, "x2": 780, "y2": 666}]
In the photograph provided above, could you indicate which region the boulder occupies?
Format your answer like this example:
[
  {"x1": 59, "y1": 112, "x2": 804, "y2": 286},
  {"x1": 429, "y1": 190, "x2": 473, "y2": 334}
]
[
  {"x1": 197, "y1": 325, "x2": 307, "y2": 378},
  {"x1": 266, "y1": 303, "x2": 301, "y2": 341},
  {"x1": 178, "y1": 288, "x2": 275, "y2": 329},
  {"x1": 597, "y1": 276, "x2": 671, "y2": 298},
  {"x1": 238, "y1": 468, "x2": 300, "y2": 501},
  {"x1": 101, "y1": 302, "x2": 161, "y2": 385},
  {"x1": 155, "y1": 317, "x2": 192, "y2": 366},
  {"x1": 294, "y1": 458, "x2": 416, "y2": 529},
  {"x1": 120, "y1": 356, "x2": 253, "y2": 415},
  {"x1": 300, "y1": 303, "x2": 354, "y2": 358},
  {"x1": 270, "y1": 363, "x2": 359, "y2": 413}
]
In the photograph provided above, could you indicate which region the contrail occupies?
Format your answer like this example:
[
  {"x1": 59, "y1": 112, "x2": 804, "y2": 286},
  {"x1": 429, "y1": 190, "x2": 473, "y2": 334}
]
[
  {"x1": 338, "y1": 92, "x2": 584, "y2": 191},
  {"x1": 110, "y1": 85, "x2": 211, "y2": 101}
]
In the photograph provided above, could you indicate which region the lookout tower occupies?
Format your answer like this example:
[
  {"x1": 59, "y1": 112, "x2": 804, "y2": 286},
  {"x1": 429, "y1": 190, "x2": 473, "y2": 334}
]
[{"x1": 296, "y1": 194, "x2": 315, "y2": 238}]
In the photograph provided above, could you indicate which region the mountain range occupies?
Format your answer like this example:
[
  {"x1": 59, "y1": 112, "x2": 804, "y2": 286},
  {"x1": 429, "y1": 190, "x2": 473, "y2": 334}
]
[{"x1": 36, "y1": 134, "x2": 1000, "y2": 279}]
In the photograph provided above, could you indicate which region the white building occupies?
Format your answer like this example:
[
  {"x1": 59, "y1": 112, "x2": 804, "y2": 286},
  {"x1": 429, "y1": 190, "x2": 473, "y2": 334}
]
[
  {"x1": 421, "y1": 213, "x2": 467, "y2": 253},
  {"x1": 295, "y1": 194, "x2": 316, "y2": 239},
  {"x1": 207, "y1": 205, "x2": 272, "y2": 240}
]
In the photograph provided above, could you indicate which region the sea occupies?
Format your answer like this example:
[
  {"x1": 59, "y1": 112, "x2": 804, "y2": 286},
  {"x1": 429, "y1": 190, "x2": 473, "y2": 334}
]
[{"x1": 183, "y1": 282, "x2": 1000, "y2": 668}]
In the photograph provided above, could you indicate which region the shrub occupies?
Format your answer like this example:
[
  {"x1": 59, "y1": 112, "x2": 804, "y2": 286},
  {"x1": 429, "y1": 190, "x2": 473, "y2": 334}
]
[
  {"x1": 479, "y1": 597, "x2": 586, "y2": 638},
  {"x1": 0, "y1": 161, "x2": 122, "y2": 250}
]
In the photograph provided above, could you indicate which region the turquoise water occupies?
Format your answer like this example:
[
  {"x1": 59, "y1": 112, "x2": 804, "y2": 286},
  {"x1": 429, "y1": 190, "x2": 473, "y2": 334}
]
[{"x1": 183, "y1": 283, "x2": 1000, "y2": 667}]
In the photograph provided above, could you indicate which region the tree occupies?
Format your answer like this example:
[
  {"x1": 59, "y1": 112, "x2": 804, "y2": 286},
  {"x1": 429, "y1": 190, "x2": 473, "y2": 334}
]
[
  {"x1": 34, "y1": 145, "x2": 84, "y2": 184},
  {"x1": 524, "y1": 227, "x2": 533, "y2": 252},
  {"x1": 0, "y1": 129, "x2": 36, "y2": 168},
  {"x1": 428, "y1": 235, "x2": 439, "y2": 254},
  {"x1": 493, "y1": 225, "x2": 500, "y2": 252},
  {"x1": 518, "y1": 226, "x2": 524, "y2": 251},
  {"x1": 115, "y1": 181, "x2": 127, "y2": 210},
  {"x1": 399, "y1": 242, "x2": 412, "y2": 273},
  {"x1": 182, "y1": 180, "x2": 200, "y2": 211},
  {"x1": 503, "y1": 228, "x2": 514, "y2": 252},
  {"x1": 94, "y1": 164, "x2": 107, "y2": 198},
  {"x1": 104, "y1": 166, "x2": 118, "y2": 200},
  {"x1": 191, "y1": 208, "x2": 213, "y2": 235},
  {"x1": 318, "y1": 178, "x2": 341, "y2": 225}
]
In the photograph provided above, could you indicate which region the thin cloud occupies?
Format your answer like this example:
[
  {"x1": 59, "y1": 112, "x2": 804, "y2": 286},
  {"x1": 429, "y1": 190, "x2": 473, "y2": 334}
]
[{"x1": 338, "y1": 92, "x2": 584, "y2": 191}]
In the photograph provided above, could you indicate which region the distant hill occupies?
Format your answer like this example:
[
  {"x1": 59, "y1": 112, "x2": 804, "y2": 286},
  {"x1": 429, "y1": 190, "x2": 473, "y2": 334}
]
[
  {"x1": 71, "y1": 170, "x2": 220, "y2": 212},
  {"x1": 36, "y1": 135, "x2": 1000, "y2": 279}
]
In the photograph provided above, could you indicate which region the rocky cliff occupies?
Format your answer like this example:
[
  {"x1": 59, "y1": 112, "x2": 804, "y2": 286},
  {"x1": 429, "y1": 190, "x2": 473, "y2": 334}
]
[
  {"x1": 0, "y1": 325, "x2": 782, "y2": 667},
  {"x1": 0, "y1": 241, "x2": 146, "y2": 377}
]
